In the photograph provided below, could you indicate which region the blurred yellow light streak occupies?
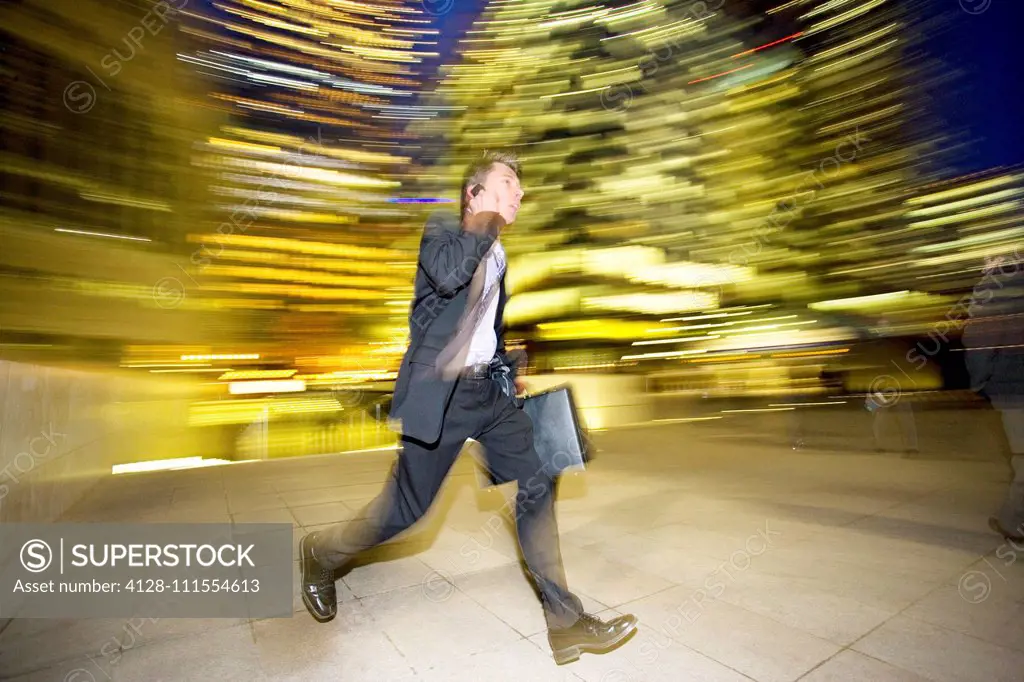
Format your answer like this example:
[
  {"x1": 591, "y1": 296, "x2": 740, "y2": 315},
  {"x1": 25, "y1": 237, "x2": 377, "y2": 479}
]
[
  {"x1": 535, "y1": 318, "x2": 678, "y2": 342},
  {"x1": 540, "y1": 9, "x2": 611, "y2": 30},
  {"x1": 656, "y1": 321, "x2": 735, "y2": 332},
  {"x1": 113, "y1": 457, "x2": 239, "y2": 475},
  {"x1": 813, "y1": 38, "x2": 899, "y2": 76},
  {"x1": 327, "y1": 0, "x2": 421, "y2": 18},
  {"x1": 810, "y1": 291, "x2": 910, "y2": 310},
  {"x1": 214, "y1": 3, "x2": 328, "y2": 36},
  {"x1": 652, "y1": 417, "x2": 724, "y2": 424},
  {"x1": 769, "y1": 1, "x2": 812, "y2": 15},
  {"x1": 188, "y1": 397, "x2": 343, "y2": 426},
  {"x1": 123, "y1": 363, "x2": 212, "y2": 368},
  {"x1": 724, "y1": 320, "x2": 816, "y2": 335},
  {"x1": 221, "y1": 127, "x2": 409, "y2": 164},
  {"x1": 807, "y1": 23, "x2": 896, "y2": 65},
  {"x1": 601, "y1": 0, "x2": 660, "y2": 25},
  {"x1": 584, "y1": 292, "x2": 718, "y2": 315},
  {"x1": 552, "y1": 362, "x2": 622, "y2": 371},
  {"x1": 208, "y1": 137, "x2": 283, "y2": 154},
  {"x1": 229, "y1": 380, "x2": 306, "y2": 395},
  {"x1": 219, "y1": 370, "x2": 297, "y2": 381},
  {"x1": 149, "y1": 368, "x2": 230, "y2": 374},
  {"x1": 199, "y1": 264, "x2": 407, "y2": 289},
  {"x1": 199, "y1": 281, "x2": 392, "y2": 301},
  {"x1": 78, "y1": 193, "x2": 173, "y2": 212},
  {"x1": 182, "y1": 354, "x2": 260, "y2": 361},
  {"x1": 541, "y1": 85, "x2": 610, "y2": 99},
  {"x1": 771, "y1": 348, "x2": 850, "y2": 358},
  {"x1": 817, "y1": 104, "x2": 900, "y2": 134},
  {"x1": 909, "y1": 186, "x2": 1019, "y2": 215},
  {"x1": 913, "y1": 227, "x2": 1024, "y2": 254},
  {"x1": 722, "y1": 408, "x2": 795, "y2": 413},
  {"x1": 209, "y1": 10, "x2": 416, "y2": 72},
  {"x1": 54, "y1": 228, "x2": 151, "y2": 243},
  {"x1": 908, "y1": 201, "x2": 1022, "y2": 230},
  {"x1": 907, "y1": 175, "x2": 1021, "y2": 205},
  {"x1": 203, "y1": 249, "x2": 411, "y2": 274},
  {"x1": 335, "y1": 44, "x2": 424, "y2": 63},
  {"x1": 237, "y1": 100, "x2": 305, "y2": 116},
  {"x1": 186, "y1": 233, "x2": 404, "y2": 260},
  {"x1": 621, "y1": 349, "x2": 708, "y2": 360},
  {"x1": 632, "y1": 334, "x2": 722, "y2": 346},
  {"x1": 288, "y1": 303, "x2": 385, "y2": 314},
  {"x1": 686, "y1": 354, "x2": 760, "y2": 364},
  {"x1": 296, "y1": 369, "x2": 395, "y2": 380},
  {"x1": 914, "y1": 245, "x2": 1023, "y2": 268},
  {"x1": 803, "y1": 76, "x2": 887, "y2": 110},
  {"x1": 803, "y1": 0, "x2": 887, "y2": 36},
  {"x1": 660, "y1": 311, "x2": 755, "y2": 322},
  {"x1": 802, "y1": 0, "x2": 861, "y2": 20},
  {"x1": 217, "y1": 156, "x2": 398, "y2": 188}
]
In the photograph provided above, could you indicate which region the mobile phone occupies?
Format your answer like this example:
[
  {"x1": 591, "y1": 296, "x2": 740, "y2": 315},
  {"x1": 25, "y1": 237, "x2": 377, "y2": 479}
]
[{"x1": 471, "y1": 184, "x2": 484, "y2": 197}]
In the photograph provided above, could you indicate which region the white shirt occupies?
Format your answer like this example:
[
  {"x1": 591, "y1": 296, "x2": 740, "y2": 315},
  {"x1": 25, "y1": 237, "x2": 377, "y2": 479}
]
[{"x1": 465, "y1": 240, "x2": 506, "y2": 365}]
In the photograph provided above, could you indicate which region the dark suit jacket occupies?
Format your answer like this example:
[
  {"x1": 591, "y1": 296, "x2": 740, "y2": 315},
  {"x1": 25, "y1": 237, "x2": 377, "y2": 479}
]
[{"x1": 388, "y1": 210, "x2": 519, "y2": 445}]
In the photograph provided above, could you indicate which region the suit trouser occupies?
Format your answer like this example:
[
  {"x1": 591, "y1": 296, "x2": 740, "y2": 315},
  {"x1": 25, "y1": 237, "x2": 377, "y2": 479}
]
[
  {"x1": 996, "y1": 409, "x2": 1024, "y2": 534},
  {"x1": 312, "y1": 374, "x2": 584, "y2": 629}
]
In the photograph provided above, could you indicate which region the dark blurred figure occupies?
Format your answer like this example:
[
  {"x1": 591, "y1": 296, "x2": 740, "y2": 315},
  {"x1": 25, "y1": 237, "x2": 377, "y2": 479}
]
[
  {"x1": 786, "y1": 366, "x2": 806, "y2": 450},
  {"x1": 963, "y1": 254, "x2": 1024, "y2": 541},
  {"x1": 864, "y1": 332, "x2": 919, "y2": 455},
  {"x1": 867, "y1": 395, "x2": 919, "y2": 455}
]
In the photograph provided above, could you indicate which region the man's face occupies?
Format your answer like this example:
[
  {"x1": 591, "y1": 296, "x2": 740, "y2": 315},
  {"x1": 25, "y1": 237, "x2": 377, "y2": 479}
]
[{"x1": 475, "y1": 162, "x2": 523, "y2": 225}]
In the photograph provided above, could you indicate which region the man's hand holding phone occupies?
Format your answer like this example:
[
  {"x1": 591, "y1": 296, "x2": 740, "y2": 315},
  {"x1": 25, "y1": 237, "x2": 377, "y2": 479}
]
[
  {"x1": 467, "y1": 183, "x2": 501, "y2": 217},
  {"x1": 464, "y1": 184, "x2": 505, "y2": 236}
]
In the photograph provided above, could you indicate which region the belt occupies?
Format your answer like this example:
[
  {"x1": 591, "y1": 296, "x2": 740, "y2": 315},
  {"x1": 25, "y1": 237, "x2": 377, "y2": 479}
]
[
  {"x1": 459, "y1": 362, "x2": 492, "y2": 379},
  {"x1": 462, "y1": 360, "x2": 493, "y2": 376}
]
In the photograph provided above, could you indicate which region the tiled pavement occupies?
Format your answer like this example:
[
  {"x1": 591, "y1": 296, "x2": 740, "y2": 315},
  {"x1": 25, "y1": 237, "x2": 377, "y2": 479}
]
[{"x1": 2, "y1": 416, "x2": 1023, "y2": 681}]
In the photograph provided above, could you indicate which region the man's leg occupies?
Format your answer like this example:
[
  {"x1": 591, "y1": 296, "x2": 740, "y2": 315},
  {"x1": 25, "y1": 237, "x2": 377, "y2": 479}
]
[
  {"x1": 311, "y1": 437, "x2": 463, "y2": 569},
  {"x1": 474, "y1": 405, "x2": 582, "y2": 628},
  {"x1": 473, "y1": 379, "x2": 637, "y2": 664},
  {"x1": 299, "y1": 379, "x2": 480, "y2": 622},
  {"x1": 993, "y1": 409, "x2": 1024, "y2": 539}
]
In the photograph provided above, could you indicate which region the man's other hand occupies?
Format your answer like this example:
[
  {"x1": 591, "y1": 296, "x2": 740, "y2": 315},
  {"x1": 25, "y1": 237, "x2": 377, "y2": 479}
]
[{"x1": 514, "y1": 377, "x2": 528, "y2": 395}]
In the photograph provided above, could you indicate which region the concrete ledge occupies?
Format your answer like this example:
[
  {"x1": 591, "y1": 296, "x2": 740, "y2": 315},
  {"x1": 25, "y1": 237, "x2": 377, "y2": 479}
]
[{"x1": 0, "y1": 360, "x2": 227, "y2": 524}]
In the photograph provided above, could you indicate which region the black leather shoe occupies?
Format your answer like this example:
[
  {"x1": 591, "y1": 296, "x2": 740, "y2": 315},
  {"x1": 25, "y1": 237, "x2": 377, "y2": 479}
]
[
  {"x1": 989, "y1": 516, "x2": 1024, "y2": 543},
  {"x1": 300, "y1": 532, "x2": 337, "y2": 623},
  {"x1": 548, "y1": 612, "x2": 638, "y2": 665}
]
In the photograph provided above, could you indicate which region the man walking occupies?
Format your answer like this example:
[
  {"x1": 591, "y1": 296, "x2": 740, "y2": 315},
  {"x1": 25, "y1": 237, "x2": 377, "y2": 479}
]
[
  {"x1": 963, "y1": 254, "x2": 1024, "y2": 541},
  {"x1": 299, "y1": 150, "x2": 638, "y2": 665}
]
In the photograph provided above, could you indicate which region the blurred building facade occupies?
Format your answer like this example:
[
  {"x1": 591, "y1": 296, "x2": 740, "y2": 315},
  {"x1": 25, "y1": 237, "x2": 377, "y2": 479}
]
[
  {"x1": 0, "y1": 0, "x2": 245, "y2": 367},
  {"x1": 402, "y1": 0, "x2": 1004, "y2": 396},
  {"x1": 404, "y1": 1, "x2": 873, "y2": 376},
  {"x1": 2, "y1": 0, "x2": 1018, "y2": 465},
  {"x1": 173, "y1": 0, "x2": 448, "y2": 369},
  {"x1": 0, "y1": 1, "x2": 257, "y2": 526}
]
